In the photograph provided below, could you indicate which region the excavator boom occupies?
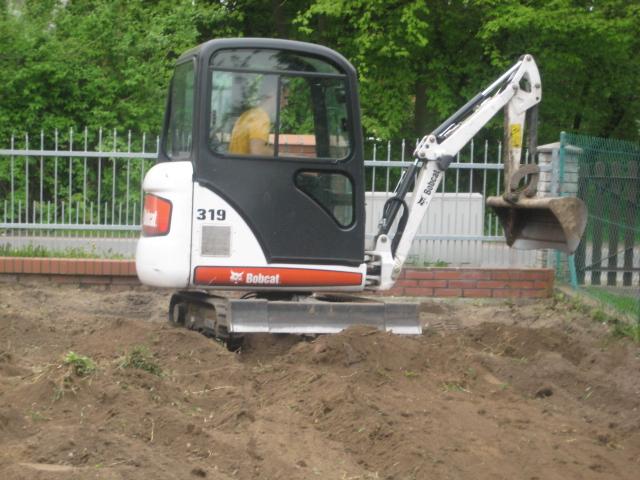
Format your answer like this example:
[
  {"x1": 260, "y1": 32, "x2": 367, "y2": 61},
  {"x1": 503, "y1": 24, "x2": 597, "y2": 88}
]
[{"x1": 366, "y1": 54, "x2": 587, "y2": 290}]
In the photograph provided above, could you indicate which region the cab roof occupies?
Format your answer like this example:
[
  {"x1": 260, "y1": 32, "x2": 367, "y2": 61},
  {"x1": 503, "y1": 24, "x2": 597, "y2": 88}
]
[{"x1": 176, "y1": 38, "x2": 356, "y2": 77}]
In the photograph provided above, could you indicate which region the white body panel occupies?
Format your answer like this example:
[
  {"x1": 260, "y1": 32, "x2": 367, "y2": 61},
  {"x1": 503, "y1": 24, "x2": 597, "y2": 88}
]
[
  {"x1": 136, "y1": 162, "x2": 366, "y2": 291},
  {"x1": 135, "y1": 161, "x2": 193, "y2": 287},
  {"x1": 191, "y1": 182, "x2": 267, "y2": 266}
]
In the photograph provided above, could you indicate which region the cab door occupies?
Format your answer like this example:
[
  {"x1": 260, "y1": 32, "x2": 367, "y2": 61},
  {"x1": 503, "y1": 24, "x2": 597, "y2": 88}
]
[{"x1": 194, "y1": 45, "x2": 365, "y2": 267}]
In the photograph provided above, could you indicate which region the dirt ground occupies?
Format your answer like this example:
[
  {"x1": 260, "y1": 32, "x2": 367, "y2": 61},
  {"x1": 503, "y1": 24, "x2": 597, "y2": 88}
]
[{"x1": 0, "y1": 283, "x2": 639, "y2": 480}]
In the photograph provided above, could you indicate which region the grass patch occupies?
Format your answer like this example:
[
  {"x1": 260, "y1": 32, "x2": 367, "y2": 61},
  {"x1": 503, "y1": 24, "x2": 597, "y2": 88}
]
[
  {"x1": 28, "y1": 410, "x2": 50, "y2": 422},
  {"x1": 120, "y1": 346, "x2": 163, "y2": 376},
  {"x1": 416, "y1": 260, "x2": 450, "y2": 267},
  {"x1": 612, "y1": 322, "x2": 640, "y2": 343},
  {"x1": 64, "y1": 351, "x2": 96, "y2": 377},
  {"x1": 0, "y1": 243, "x2": 127, "y2": 259},
  {"x1": 591, "y1": 309, "x2": 608, "y2": 323},
  {"x1": 441, "y1": 382, "x2": 469, "y2": 393},
  {"x1": 426, "y1": 260, "x2": 450, "y2": 267},
  {"x1": 584, "y1": 287, "x2": 640, "y2": 319},
  {"x1": 558, "y1": 289, "x2": 640, "y2": 344},
  {"x1": 583, "y1": 287, "x2": 640, "y2": 343}
]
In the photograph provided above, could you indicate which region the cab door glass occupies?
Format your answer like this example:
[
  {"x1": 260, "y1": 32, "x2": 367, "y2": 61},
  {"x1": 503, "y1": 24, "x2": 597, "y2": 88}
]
[
  {"x1": 277, "y1": 77, "x2": 349, "y2": 159},
  {"x1": 324, "y1": 80, "x2": 350, "y2": 158},
  {"x1": 295, "y1": 171, "x2": 354, "y2": 227},
  {"x1": 277, "y1": 77, "x2": 314, "y2": 157},
  {"x1": 210, "y1": 71, "x2": 277, "y2": 157},
  {"x1": 208, "y1": 49, "x2": 351, "y2": 160}
]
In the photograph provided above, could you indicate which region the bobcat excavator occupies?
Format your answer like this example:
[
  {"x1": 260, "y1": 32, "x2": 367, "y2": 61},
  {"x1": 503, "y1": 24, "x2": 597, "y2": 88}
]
[{"x1": 136, "y1": 38, "x2": 586, "y2": 346}]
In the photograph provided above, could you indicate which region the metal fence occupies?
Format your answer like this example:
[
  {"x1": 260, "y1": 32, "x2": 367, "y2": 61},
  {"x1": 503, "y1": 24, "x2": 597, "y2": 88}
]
[
  {"x1": 0, "y1": 128, "x2": 537, "y2": 266},
  {"x1": 555, "y1": 132, "x2": 640, "y2": 321},
  {"x1": 0, "y1": 128, "x2": 157, "y2": 228}
]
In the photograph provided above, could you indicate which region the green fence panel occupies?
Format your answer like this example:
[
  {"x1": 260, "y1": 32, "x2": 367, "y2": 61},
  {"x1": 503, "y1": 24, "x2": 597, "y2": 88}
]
[{"x1": 557, "y1": 132, "x2": 640, "y2": 321}]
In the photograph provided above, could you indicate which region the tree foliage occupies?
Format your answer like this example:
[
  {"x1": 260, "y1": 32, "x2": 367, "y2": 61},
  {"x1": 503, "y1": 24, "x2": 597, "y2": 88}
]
[
  {"x1": 0, "y1": 0, "x2": 237, "y2": 141},
  {"x1": 1, "y1": 0, "x2": 638, "y2": 144},
  {"x1": 296, "y1": 0, "x2": 430, "y2": 139},
  {"x1": 479, "y1": 0, "x2": 640, "y2": 142}
]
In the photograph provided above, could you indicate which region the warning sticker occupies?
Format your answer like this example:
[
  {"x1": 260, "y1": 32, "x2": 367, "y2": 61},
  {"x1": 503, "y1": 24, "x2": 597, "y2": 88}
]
[{"x1": 510, "y1": 124, "x2": 522, "y2": 148}]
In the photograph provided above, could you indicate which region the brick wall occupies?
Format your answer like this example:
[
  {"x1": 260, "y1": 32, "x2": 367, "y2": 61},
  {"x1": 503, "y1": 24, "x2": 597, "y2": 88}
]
[
  {"x1": 0, "y1": 257, "x2": 139, "y2": 286},
  {"x1": 0, "y1": 258, "x2": 554, "y2": 297},
  {"x1": 382, "y1": 267, "x2": 554, "y2": 298}
]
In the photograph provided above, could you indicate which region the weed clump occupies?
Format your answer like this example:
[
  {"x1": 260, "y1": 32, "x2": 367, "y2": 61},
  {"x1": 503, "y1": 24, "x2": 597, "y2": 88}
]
[
  {"x1": 120, "y1": 346, "x2": 163, "y2": 376},
  {"x1": 612, "y1": 321, "x2": 640, "y2": 343},
  {"x1": 64, "y1": 351, "x2": 96, "y2": 377}
]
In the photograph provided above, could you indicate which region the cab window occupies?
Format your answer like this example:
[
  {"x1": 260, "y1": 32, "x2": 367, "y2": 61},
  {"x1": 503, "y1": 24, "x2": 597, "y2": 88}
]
[
  {"x1": 208, "y1": 49, "x2": 351, "y2": 160},
  {"x1": 164, "y1": 60, "x2": 195, "y2": 159},
  {"x1": 295, "y1": 171, "x2": 354, "y2": 227}
]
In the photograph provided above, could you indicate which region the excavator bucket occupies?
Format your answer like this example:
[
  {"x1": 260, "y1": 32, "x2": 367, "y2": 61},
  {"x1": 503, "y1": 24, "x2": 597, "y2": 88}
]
[
  {"x1": 487, "y1": 95, "x2": 588, "y2": 255},
  {"x1": 486, "y1": 196, "x2": 587, "y2": 254}
]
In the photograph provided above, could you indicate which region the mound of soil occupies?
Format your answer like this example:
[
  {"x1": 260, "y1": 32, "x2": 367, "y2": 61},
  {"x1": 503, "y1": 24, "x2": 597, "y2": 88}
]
[{"x1": 0, "y1": 284, "x2": 639, "y2": 479}]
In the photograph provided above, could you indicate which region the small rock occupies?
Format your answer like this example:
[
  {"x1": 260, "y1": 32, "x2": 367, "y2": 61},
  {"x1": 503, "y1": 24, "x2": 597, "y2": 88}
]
[
  {"x1": 313, "y1": 343, "x2": 327, "y2": 354},
  {"x1": 535, "y1": 387, "x2": 553, "y2": 398},
  {"x1": 191, "y1": 467, "x2": 207, "y2": 477}
]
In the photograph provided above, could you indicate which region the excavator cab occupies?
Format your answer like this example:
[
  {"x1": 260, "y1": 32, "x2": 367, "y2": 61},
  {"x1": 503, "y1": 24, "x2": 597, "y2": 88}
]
[{"x1": 139, "y1": 39, "x2": 370, "y2": 292}]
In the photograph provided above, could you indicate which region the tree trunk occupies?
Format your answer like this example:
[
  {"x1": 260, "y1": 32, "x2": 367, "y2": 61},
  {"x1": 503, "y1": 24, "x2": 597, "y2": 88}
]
[
  {"x1": 414, "y1": 78, "x2": 427, "y2": 137},
  {"x1": 272, "y1": 0, "x2": 286, "y2": 38}
]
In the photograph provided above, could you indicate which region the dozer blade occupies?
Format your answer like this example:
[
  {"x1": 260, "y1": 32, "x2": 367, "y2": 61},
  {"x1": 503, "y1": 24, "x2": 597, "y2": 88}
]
[
  {"x1": 169, "y1": 292, "x2": 422, "y2": 343},
  {"x1": 486, "y1": 196, "x2": 587, "y2": 254},
  {"x1": 226, "y1": 295, "x2": 421, "y2": 335}
]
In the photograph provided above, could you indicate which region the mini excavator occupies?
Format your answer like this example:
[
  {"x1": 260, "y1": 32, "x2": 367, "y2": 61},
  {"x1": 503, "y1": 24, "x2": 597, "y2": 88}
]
[{"x1": 136, "y1": 38, "x2": 587, "y2": 346}]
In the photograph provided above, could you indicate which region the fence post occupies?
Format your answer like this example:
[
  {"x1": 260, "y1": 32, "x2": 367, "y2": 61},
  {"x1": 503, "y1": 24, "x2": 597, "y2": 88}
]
[
  {"x1": 623, "y1": 162, "x2": 638, "y2": 287},
  {"x1": 535, "y1": 142, "x2": 557, "y2": 268},
  {"x1": 538, "y1": 135, "x2": 581, "y2": 286},
  {"x1": 574, "y1": 159, "x2": 589, "y2": 285}
]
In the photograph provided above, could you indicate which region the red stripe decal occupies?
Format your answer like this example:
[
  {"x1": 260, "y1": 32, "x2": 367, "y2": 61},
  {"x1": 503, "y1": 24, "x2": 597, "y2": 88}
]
[{"x1": 193, "y1": 266, "x2": 362, "y2": 287}]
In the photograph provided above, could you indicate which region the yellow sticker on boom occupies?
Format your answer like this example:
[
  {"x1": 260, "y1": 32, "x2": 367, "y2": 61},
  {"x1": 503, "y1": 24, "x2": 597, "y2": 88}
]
[{"x1": 510, "y1": 124, "x2": 522, "y2": 148}]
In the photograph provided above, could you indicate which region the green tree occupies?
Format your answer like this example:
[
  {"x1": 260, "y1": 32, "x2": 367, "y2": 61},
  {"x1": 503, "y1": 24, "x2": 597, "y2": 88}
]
[
  {"x1": 205, "y1": 0, "x2": 310, "y2": 39},
  {"x1": 0, "y1": 0, "x2": 237, "y2": 141},
  {"x1": 0, "y1": 0, "x2": 242, "y2": 221},
  {"x1": 297, "y1": 0, "x2": 430, "y2": 139},
  {"x1": 2, "y1": 0, "x2": 639, "y2": 144},
  {"x1": 479, "y1": 0, "x2": 640, "y2": 142}
]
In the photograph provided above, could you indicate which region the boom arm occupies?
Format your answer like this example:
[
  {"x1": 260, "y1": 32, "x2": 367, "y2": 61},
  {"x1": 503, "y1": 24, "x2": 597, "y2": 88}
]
[{"x1": 366, "y1": 55, "x2": 542, "y2": 290}]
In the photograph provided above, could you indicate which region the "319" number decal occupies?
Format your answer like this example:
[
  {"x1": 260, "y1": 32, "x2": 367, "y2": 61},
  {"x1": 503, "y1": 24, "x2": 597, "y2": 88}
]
[{"x1": 196, "y1": 209, "x2": 226, "y2": 221}]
